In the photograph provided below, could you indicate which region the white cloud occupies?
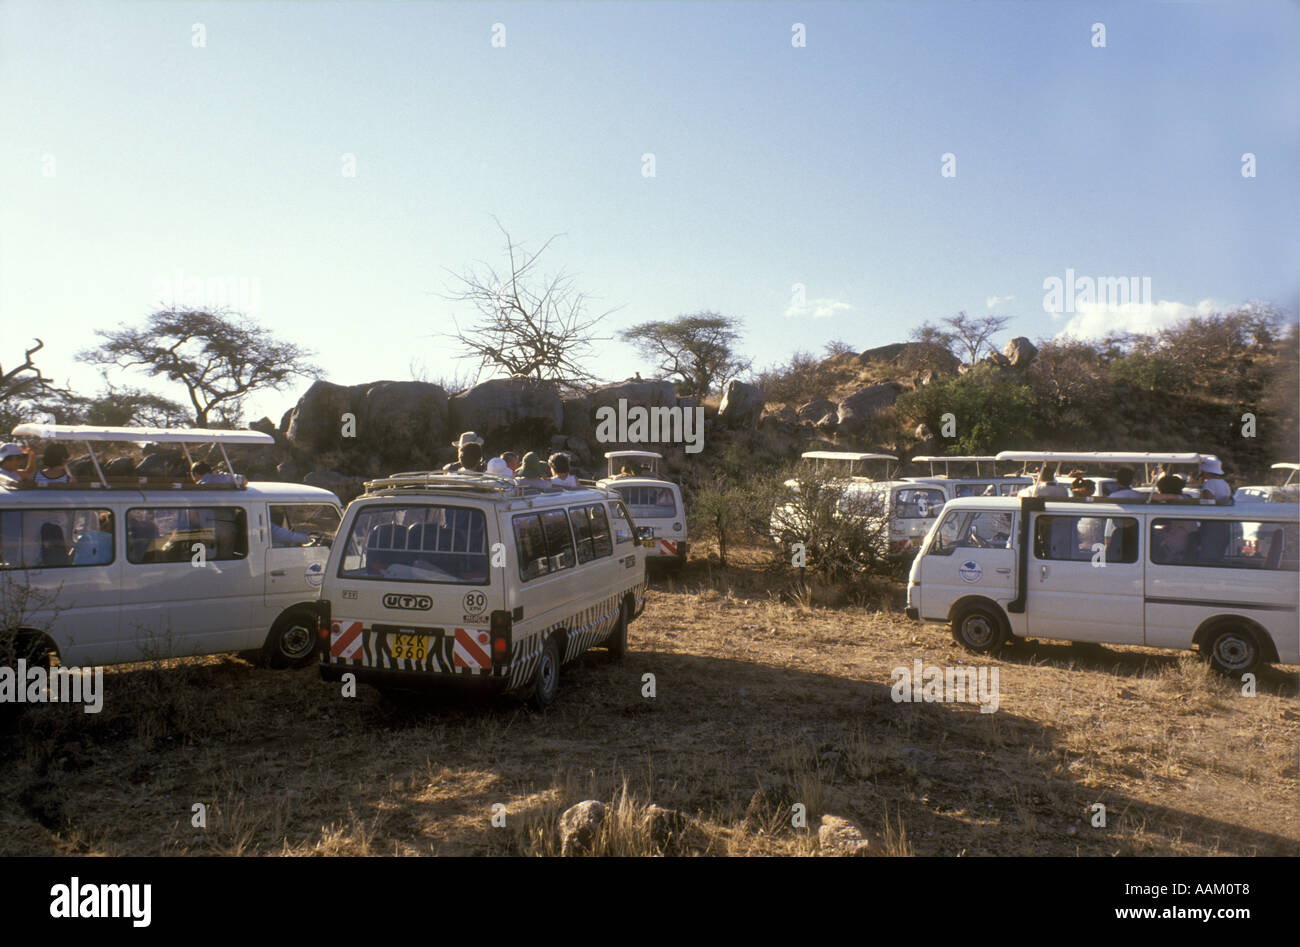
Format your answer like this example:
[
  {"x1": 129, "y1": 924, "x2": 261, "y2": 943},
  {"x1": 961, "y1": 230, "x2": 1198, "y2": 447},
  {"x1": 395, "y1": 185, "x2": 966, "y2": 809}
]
[
  {"x1": 784, "y1": 297, "x2": 853, "y2": 319},
  {"x1": 1056, "y1": 298, "x2": 1222, "y2": 339},
  {"x1": 986, "y1": 294, "x2": 1015, "y2": 309}
]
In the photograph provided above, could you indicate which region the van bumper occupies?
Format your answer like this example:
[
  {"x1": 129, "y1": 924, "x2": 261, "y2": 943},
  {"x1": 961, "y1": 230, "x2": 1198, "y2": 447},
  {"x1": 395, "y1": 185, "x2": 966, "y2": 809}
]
[{"x1": 319, "y1": 661, "x2": 512, "y2": 694}]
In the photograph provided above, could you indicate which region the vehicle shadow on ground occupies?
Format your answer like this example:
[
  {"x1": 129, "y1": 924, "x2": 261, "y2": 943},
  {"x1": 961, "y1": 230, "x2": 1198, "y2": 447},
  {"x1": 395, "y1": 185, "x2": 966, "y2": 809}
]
[{"x1": 1, "y1": 650, "x2": 1294, "y2": 855}]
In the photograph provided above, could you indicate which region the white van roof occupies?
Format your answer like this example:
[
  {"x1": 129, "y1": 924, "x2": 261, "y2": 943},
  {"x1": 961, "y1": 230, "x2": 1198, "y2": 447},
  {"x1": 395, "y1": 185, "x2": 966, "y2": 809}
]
[
  {"x1": 938, "y1": 495, "x2": 1299, "y2": 516},
  {"x1": 11, "y1": 423, "x2": 275, "y2": 445},
  {"x1": 604, "y1": 450, "x2": 663, "y2": 461},
  {"x1": 1272, "y1": 463, "x2": 1300, "y2": 472},
  {"x1": 802, "y1": 451, "x2": 898, "y2": 461},
  {"x1": 910, "y1": 455, "x2": 997, "y2": 463},
  {"x1": 361, "y1": 470, "x2": 617, "y2": 505},
  {"x1": 995, "y1": 451, "x2": 1214, "y2": 465}
]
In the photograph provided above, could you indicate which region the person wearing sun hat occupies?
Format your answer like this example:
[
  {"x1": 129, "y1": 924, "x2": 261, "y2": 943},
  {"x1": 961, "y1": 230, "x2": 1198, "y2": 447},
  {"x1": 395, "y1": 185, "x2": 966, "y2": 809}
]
[
  {"x1": 442, "y1": 431, "x2": 486, "y2": 473},
  {"x1": 0, "y1": 442, "x2": 36, "y2": 486},
  {"x1": 515, "y1": 451, "x2": 556, "y2": 491},
  {"x1": 1197, "y1": 457, "x2": 1231, "y2": 501}
]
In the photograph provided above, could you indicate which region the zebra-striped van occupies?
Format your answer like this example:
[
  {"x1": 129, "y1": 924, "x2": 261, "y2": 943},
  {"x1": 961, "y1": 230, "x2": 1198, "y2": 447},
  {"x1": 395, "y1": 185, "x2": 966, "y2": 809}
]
[{"x1": 318, "y1": 472, "x2": 648, "y2": 707}]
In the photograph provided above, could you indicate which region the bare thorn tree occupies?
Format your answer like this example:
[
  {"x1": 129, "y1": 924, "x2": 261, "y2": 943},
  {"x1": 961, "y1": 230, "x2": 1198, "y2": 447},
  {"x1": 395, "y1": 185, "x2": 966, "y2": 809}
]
[
  {"x1": 944, "y1": 311, "x2": 1011, "y2": 367},
  {"x1": 440, "y1": 221, "x2": 615, "y2": 387}
]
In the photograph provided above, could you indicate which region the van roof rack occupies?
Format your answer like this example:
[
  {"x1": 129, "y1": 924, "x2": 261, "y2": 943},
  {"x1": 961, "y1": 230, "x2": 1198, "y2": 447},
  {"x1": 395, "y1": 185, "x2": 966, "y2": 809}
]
[
  {"x1": 10, "y1": 422, "x2": 273, "y2": 489},
  {"x1": 363, "y1": 470, "x2": 608, "y2": 499}
]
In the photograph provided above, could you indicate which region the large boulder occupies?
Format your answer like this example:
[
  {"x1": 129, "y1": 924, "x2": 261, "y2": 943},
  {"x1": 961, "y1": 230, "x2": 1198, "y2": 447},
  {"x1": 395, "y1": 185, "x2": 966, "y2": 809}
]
[
  {"x1": 796, "y1": 398, "x2": 836, "y2": 423},
  {"x1": 561, "y1": 394, "x2": 592, "y2": 439},
  {"x1": 588, "y1": 378, "x2": 677, "y2": 415},
  {"x1": 817, "y1": 814, "x2": 882, "y2": 856},
  {"x1": 836, "y1": 384, "x2": 900, "y2": 435},
  {"x1": 717, "y1": 379, "x2": 764, "y2": 429},
  {"x1": 982, "y1": 350, "x2": 1011, "y2": 368},
  {"x1": 286, "y1": 380, "x2": 368, "y2": 454},
  {"x1": 449, "y1": 377, "x2": 563, "y2": 447},
  {"x1": 1003, "y1": 336, "x2": 1038, "y2": 368},
  {"x1": 856, "y1": 342, "x2": 908, "y2": 365},
  {"x1": 358, "y1": 381, "x2": 449, "y2": 468}
]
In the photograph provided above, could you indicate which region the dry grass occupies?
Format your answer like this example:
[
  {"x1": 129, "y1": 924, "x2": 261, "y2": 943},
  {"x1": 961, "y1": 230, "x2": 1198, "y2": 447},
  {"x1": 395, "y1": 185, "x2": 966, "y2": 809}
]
[{"x1": 1, "y1": 547, "x2": 1296, "y2": 856}]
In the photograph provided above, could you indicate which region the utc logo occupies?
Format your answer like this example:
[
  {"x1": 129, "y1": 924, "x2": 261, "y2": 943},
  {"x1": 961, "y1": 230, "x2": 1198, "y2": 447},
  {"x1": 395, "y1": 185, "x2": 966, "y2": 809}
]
[{"x1": 383, "y1": 593, "x2": 432, "y2": 610}]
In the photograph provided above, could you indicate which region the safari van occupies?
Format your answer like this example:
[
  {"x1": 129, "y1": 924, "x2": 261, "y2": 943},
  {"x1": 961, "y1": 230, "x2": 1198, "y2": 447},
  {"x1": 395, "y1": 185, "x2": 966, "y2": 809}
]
[
  {"x1": 1, "y1": 424, "x2": 343, "y2": 669},
  {"x1": 317, "y1": 471, "x2": 649, "y2": 707},
  {"x1": 1236, "y1": 463, "x2": 1299, "y2": 504},
  {"x1": 905, "y1": 491, "x2": 1299, "y2": 675},
  {"x1": 597, "y1": 450, "x2": 687, "y2": 568},
  {"x1": 905, "y1": 455, "x2": 1032, "y2": 499}
]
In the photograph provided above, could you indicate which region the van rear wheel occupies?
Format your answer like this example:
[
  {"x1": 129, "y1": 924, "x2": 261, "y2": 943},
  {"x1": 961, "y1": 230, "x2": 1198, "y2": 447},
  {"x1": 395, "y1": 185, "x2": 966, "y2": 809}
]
[
  {"x1": 607, "y1": 601, "x2": 629, "y2": 660},
  {"x1": 265, "y1": 607, "x2": 320, "y2": 669},
  {"x1": 528, "y1": 635, "x2": 561, "y2": 709},
  {"x1": 951, "y1": 603, "x2": 1006, "y2": 654},
  {"x1": 1203, "y1": 625, "x2": 1262, "y2": 677}
]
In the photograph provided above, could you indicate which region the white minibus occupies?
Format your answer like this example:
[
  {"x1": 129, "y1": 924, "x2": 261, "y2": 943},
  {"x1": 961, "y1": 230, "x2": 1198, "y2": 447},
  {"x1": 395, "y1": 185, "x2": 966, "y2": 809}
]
[
  {"x1": 597, "y1": 450, "x2": 688, "y2": 567},
  {"x1": 318, "y1": 471, "x2": 649, "y2": 707},
  {"x1": 905, "y1": 493, "x2": 1298, "y2": 675},
  {"x1": 1, "y1": 424, "x2": 343, "y2": 669}
]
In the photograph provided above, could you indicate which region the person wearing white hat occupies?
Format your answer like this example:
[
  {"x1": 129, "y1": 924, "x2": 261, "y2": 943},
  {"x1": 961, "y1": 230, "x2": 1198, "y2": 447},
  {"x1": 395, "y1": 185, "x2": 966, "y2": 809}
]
[
  {"x1": 484, "y1": 456, "x2": 515, "y2": 480},
  {"x1": 1198, "y1": 458, "x2": 1231, "y2": 501},
  {"x1": 0, "y1": 442, "x2": 36, "y2": 485},
  {"x1": 442, "y1": 432, "x2": 486, "y2": 473}
]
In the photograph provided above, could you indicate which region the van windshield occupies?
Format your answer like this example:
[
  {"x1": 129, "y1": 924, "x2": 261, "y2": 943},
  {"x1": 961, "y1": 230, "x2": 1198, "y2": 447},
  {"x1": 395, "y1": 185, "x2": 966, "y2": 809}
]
[
  {"x1": 613, "y1": 485, "x2": 676, "y2": 518},
  {"x1": 338, "y1": 504, "x2": 489, "y2": 584}
]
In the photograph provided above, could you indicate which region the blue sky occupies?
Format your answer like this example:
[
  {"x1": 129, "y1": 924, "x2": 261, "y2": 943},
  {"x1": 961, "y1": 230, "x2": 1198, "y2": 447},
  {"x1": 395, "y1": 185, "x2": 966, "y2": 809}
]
[{"x1": 2, "y1": 0, "x2": 1297, "y2": 423}]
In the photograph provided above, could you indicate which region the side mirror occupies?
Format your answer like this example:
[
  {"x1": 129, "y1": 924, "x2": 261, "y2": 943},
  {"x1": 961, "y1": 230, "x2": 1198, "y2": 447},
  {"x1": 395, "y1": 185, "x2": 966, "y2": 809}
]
[{"x1": 636, "y1": 526, "x2": 654, "y2": 541}]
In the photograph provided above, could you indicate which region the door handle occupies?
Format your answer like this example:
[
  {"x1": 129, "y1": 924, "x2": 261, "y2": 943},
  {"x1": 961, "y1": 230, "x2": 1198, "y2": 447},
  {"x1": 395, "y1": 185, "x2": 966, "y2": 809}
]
[
  {"x1": 996, "y1": 567, "x2": 1011, "y2": 574},
  {"x1": 1040, "y1": 564, "x2": 1048, "y2": 579},
  {"x1": 270, "y1": 569, "x2": 287, "y2": 576}
]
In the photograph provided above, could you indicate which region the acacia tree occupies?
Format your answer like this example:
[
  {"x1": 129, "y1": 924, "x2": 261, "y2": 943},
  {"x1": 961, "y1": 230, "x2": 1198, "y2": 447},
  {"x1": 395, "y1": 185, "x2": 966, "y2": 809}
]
[
  {"x1": 0, "y1": 338, "x2": 68, "y2": 432},
  {"x1": 620, "y1": 312, "x2": 749, "y2": 397},
  {"x1": 80, "y1": 309, "x2": 318, "y2": 427},
  {"x1": 441, "y1": 222, "x2": 614, "y2": 386},
  {"x1": 944, "y1": 311, "x2": 1011, "y2": 367}
]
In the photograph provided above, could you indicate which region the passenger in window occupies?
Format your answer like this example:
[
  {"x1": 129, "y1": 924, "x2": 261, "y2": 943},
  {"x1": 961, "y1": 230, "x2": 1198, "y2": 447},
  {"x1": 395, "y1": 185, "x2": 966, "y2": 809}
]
[
  {"x1": 39, "y1": 522, "x2": 72, "y2": 567},
  {"x1": 501, "y1": 451, "x2": 521, "y2": 473},
  {"x1": 516, "y1": 452, "x2": 556, "y2": 491},
  {"x1": 73, "y1": 512, "x2": 113, "y2": 565},
  {"x1": 1152, "y1": 522, "x2": 1192, "y2": 563},
  {"x1": 1194, "y1": 458, "x2": 1232, "y2": 502},
  {"x1": 443, "y1": 432, "x2": 486, "y2": 473},
  {"x1": 271, "y1": 510, "x2": 311, "y2": 547},
  {"x1": 35, "y1": 443, "x2": 76, "y2": 486},
  {"x1": 1152, "y1": 474, "x2": 1186, "y2": 501},
  {"x1": 1018, "y1": 467, "x2": 1067, "y2": 498},
  {"x1": 548, "y1": 452, "x2": 579, "y2": 488},
  {"x1": 191, "y1": 462, "x2": 247, "y2": 487},
  {"x1": 0, "y1": 442, "x2": 36, "y2": 485},
  {"x1": 1069, "y1": 478, "x2": 1095, "y2": 501},
  {"x1": 1076, "y1": 516, "x2": 1106, "y2": 557},
  {"x1": 1108, "y1": 468, "x2": 1144, "y2": 500}
]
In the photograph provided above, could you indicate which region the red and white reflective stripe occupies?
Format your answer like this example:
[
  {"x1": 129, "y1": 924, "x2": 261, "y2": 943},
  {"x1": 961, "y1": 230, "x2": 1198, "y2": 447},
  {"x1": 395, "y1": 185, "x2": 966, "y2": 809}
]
[
  {"x1": 657, "y1": 540, "x2": 678, "y2": 556},
  {"x1": 331, "y1": 620, "x2": 363, "y2": 659},
  {"x1": 453, "y1": 627, "x2": 491, "y2": 670}
]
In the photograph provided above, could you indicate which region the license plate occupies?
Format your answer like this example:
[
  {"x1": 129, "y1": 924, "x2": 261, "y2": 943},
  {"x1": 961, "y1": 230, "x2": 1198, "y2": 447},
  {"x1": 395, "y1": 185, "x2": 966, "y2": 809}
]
[
  {"x1": 390, "y1": 632, "x2": 430, "y2": 661},
  {"x1": 642, "y1": 539, "x2": 656, "y2": 548}
]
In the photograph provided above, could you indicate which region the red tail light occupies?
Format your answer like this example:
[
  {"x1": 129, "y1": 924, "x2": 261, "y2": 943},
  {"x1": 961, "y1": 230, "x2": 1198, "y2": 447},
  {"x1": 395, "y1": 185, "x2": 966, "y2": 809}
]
[
  {"x1": 489, "y1": 610, "x2": 511, "y2": 673},
  {"x1": 318, "y1": 600, "x2": 332, "y2": 641}
]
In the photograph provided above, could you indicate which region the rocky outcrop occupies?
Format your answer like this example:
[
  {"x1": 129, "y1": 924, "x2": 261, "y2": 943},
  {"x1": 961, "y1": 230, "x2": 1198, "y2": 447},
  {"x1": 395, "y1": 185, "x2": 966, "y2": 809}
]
[
  {"x1": 836, "y1": 384, "x2": 900, "y2": 435},
  {"x1": 717, "y1": 379, "x2": 764, "y2": 429},
  {"x1": 796, "y1": 398, "x2": 836, "y2": 423},
  {"x1": 448, "y1": 377, "x2": 562, "y2": 445},
  {"x1": 588, "y1": 378, "x2": 677, "y2": 413},
  {"x1": 358, "y1": 381, "x2": 449, "y2": 468},
  {"x1": 1003, "y1": 336, "x2": 1038, "y2": 368}
]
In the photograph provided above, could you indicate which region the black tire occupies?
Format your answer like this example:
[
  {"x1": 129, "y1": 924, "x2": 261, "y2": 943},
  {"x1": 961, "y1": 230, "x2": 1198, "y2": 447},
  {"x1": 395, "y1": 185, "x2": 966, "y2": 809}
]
[
  {"x1": 951, "y1": 602, "x2": 1007, "y2": 654},
  {"x1": 264, "y1": 607, "x2": 320, "y2": 669},
  {"x1": 1202, "y1": 624, "x2": 1262, "y2": 677},
  {"x1": 528, "y1": 635, "x2": 562, "y2": 710},
  {"x1": 607, "y1": 600, "x2": 629, "y2": 660}
]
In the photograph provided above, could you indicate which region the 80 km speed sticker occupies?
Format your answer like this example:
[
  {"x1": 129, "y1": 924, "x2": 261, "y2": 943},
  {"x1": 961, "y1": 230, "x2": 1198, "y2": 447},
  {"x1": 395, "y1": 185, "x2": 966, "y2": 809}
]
[{"x1": 463, "y1": 590, "x2": 487, "y2": 615}]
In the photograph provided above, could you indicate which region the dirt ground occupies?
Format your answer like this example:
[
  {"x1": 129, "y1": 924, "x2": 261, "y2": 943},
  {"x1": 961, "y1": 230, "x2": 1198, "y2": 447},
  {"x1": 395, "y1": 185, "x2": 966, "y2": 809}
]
[{"x1": 1, "y1": 553, "x2": 1296, "y2": 856}]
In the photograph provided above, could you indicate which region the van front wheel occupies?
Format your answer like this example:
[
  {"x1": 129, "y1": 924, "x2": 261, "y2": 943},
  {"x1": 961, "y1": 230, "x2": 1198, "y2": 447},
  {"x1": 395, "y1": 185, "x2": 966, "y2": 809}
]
[
  {"x1": 265, "y1": 607, "x2": 320, "y2": 669},
  {"x1": 529, "y1": 636, "x2": 561, "y2": 709},
  {"x1": 951, "y1": 603, "x2": 1006, "y2": 654},
  {"x1": 1203, "y1": 625, "x2": 1262, "y2": 677}
]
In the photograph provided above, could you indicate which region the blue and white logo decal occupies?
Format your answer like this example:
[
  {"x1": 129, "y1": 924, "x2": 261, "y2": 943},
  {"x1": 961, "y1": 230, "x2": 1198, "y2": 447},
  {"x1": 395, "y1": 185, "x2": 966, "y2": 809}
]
[
  {"x1": 958, "y1": 560, "x2": 983, "y2": 583},
  {"x1": 305, "y1": 561, "x2": 325, "y2": 588}
]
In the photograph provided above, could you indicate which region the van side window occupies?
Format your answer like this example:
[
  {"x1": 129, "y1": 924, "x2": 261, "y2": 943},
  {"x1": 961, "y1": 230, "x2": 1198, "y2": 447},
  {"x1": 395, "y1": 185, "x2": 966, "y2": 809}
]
[
  {"x1": 1151, "y1": 518, "x2": 1298, "y2": 571},
  {"x1": 270, "y1": 503, "x2": 341, "y2": 547},
  {"x1": 127, "y1": 507, "x2": 248, "y2": 564},
  {"x1": 540, "y1": 508, "x2": 576, "y2": 572},
  {"x1": 513, "y1": 513, "x2": 550, "y2": 581},
  {"x1": 896, "y1": 487, "x2": 944, "y2": 518},
  {"x1": 610, "y1": 502, "x2": 636, "y2": 545},
  {"x1": 569, "y1": 505, "x2": 596, "y2": 564},
  {"x1": 589, "y1": 505, "x2": 613, "y2": 558},
  {"x1": 1034, "y1": 515, "x2": 1138, "y2": 563},
  {"x1": 615, "y1": 485, "x2": 676, "y2": 518},
  {"x1": 0, "y1": 508, "x2": 114, "y2": 569},
  {"x1": 929, "y1": 510, "x2": 1013, "y2": 555}
]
